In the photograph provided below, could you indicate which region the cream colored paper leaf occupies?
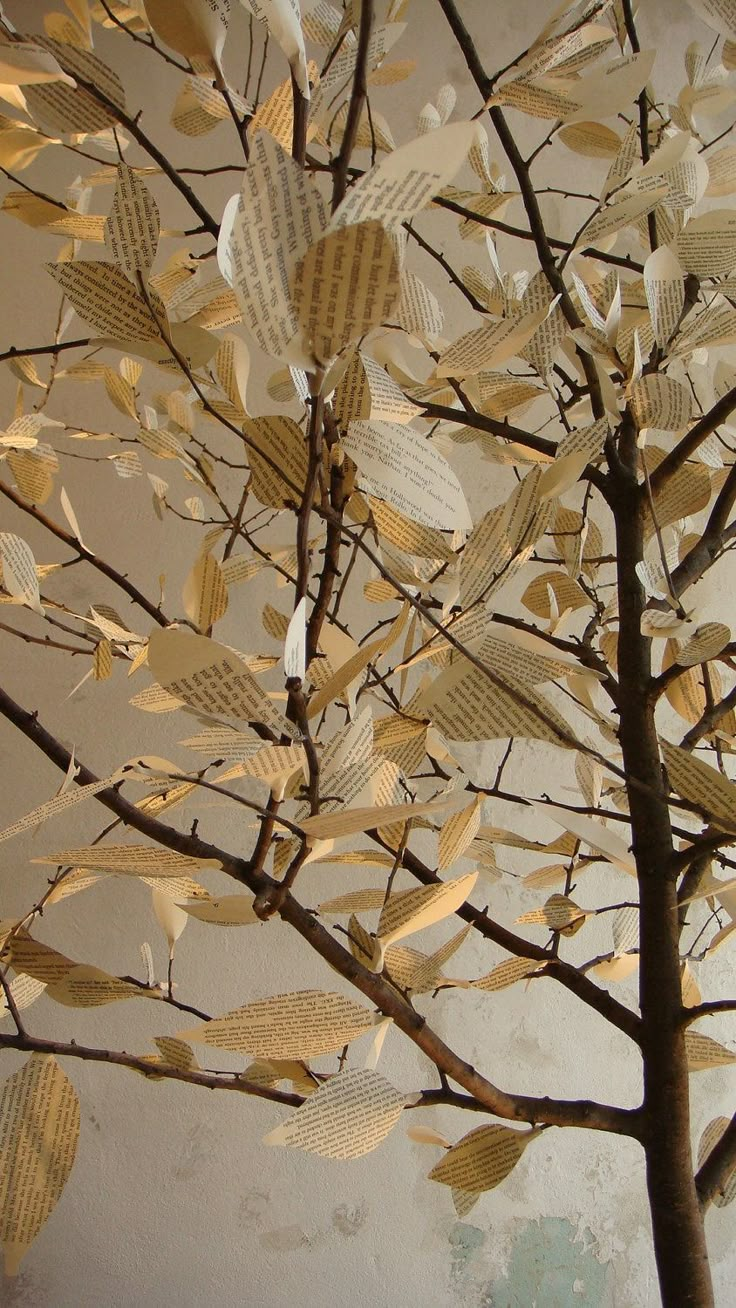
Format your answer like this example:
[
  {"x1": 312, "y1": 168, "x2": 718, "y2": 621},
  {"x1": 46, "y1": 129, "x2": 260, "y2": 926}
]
[
  {"x1": 224, "y1": 131, "x2": 327, "y2": 364},
  {"x1": 374, "y1": 873, "x2": 478, "y2": 969},
  {"x1": 332, "y1": 121, "x2": 478, "y2": 228},
  {"x1": 45, "y1": 965, "x2": 143, "y2": 1007},
  {"x1": 152, "y1": 889, "x2": 188, "y2": 951},
  {"x1": 182, "y1": 896, "x2": 260, "y2": 926},
  {"x1": 263, "y1": 1068, "x2": 407, "y2": 1159},
  {"x1": 46, "y1": 261, "x2": 161, "y2": 342},
  {"x1": 0, "y1": 774, "x2": 118, "y2": 845},
  {"x1": 472, "y1": 956, "x2": 541, "y2": 992},
  {"x1": 147, "y1": 628, "x2": 295, "y2": 738},
  {"x1": 0, "y1": 532, "x2": 43, "y2": 616},
  {"x1": 685, "y1": 1032, "x2": 736, "y2": 1071},
  {"x1": 144, "y1": 0, "x2": 230, "y2": 70},
  {"x1": 538, "y1": 804, "x2": 636, "y2": 875},
  {"x1": 644, "y1": 245, "x2": 685, "y2": 350},
  {"x1": 178, "y1": 990, "x2": 376, "y2": 1058},
  {"x1": 516, "y1": 894, "x2": 587, "y2": 930},
  {"x1": 0, "y1": 1055, "x2": 79, "y2": 1276},
  {"x1": 105, "y1": 162, "x2": 159, "y2": 278},
  {"x1": 292, "y1": 221, "x2": 400, "y2": 365},
  {"x1": 319, "y1": 890, "x2": 388, "y2": 915},
  {"x1": 32, "y1": 844, "x2": 220, "y2": 873},
  {"x1": 677, "y1": 623, "x2": 730, "y2": 667},
  {"x1": 438, "y1": 796, "x2": 482, "y2": 871},
  {"x1": 661, "y1": 740, "x2": 736, "y2": 831},
  {"x1": 416, "y1": 657, "x2": 574, "y2": 747},
  {"x1": 343, "y1": 420, "x2": 471, "y2": 531},
  {"x1": 242, "y1": 415, "x2": 308, "y2": 508}
]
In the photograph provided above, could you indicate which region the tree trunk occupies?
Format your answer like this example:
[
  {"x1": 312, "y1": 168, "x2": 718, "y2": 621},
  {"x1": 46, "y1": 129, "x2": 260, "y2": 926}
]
[{"x1": 611, "y1": 447, "x2": 714, "y2": 1307}]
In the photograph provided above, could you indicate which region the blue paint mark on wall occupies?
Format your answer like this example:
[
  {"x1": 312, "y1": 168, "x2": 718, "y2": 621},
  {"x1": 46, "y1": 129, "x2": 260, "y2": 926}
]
[
  {"x1": 483, "y1": 1217, "x2": 613, "y2": 1307},
  {"x1": 448, "y1": 1222, "x2": 486, "y2": 1280}
]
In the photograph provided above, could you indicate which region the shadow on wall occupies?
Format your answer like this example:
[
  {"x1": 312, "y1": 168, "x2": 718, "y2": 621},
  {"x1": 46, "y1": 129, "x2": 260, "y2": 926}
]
[{"x1": 450, "y1": 1216, "x2": 615, "y2": 1307}]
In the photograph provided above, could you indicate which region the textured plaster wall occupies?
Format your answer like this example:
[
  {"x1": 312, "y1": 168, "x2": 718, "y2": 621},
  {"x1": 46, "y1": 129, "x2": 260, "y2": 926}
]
[{"x1": 0, "y1": 2, "x2": 735, "y2": 1305}]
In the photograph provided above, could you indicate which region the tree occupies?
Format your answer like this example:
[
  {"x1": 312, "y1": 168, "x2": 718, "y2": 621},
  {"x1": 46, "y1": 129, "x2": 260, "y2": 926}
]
[{"x1": 1, "y1": 0, "x2": 736, "y2": 1302}]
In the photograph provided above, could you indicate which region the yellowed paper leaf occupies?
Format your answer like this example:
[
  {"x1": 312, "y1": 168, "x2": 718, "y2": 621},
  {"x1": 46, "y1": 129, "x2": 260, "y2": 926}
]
[
  {"x1": 179, "y1": 990, "x2": 376, "y2": 1058},
  {"x1": 428, "y1": 1123, "x2": 530, "y2": 1194},
  {"x1": 661, "y1": 740, "x2": 736, "y2": 831},
  {"x1": 685, "y1": 1032, "x2": 736, "y2": 1070},
  {"x1": 292, "y1": 221, "x2": 400, "y2": 365},
  {"x1": 0, "y1": 1055, "x2": 79, "y2": 1276},
  {"x1": 105, "y1": 161, "x2": 159, "y2": 278},
  {"x1": 32, "y1": 844, "x2": 221, "y2": 874}
]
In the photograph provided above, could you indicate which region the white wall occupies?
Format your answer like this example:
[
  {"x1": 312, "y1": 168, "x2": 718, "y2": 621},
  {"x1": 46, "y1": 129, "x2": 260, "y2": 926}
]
[{"x1": 1, "y1": 2, "x2": 734, "y2": 1305}]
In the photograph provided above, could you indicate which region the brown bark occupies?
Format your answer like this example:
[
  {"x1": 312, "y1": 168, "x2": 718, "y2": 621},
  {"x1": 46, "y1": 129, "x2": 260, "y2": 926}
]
[{"x1": 611, "y1": 438, "x2": 714, "y2": 1307}]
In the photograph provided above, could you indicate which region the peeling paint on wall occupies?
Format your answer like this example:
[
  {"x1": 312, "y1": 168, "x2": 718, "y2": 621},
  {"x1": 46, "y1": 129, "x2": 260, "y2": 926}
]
[
  {"x1": 448, "y1": 1222, "x2": 485, "y2": 1281},
  {"x1": 483, "y1": 1218, "x2": 614, "y2": 1308}
]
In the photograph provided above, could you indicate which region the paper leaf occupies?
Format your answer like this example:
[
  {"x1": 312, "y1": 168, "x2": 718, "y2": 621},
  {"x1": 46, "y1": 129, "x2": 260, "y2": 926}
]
[
  {"x1": 242, "y1": 0, "x2": 309, "y2": 96},
  {"x1": 285, "y1": 596, "x2": 306, "y2": 680},
  {"x1": 0, "y1": 1055, "x2": 80, "y2": 1276},
  {"x1": 661, "y1": 740, "x2": 736, "y2": 832},
  {"x1": 0, "y1": 532, "x2": 43, "y2": 616},
  {"x1": 0, "y1": 774, "x2": 118, "y2": 845},
  {"x1": 242, "y1": 414, "x2": 308, "y2": 508},
  {"x1": 685, "y1": 1032, "x2": 736, "y2": 1071},
  {"x1": 292, "y1": 221, "x2": 400, "y2": 365},
  {"x1": 697, "y1": 1117, "x2": 736, "y2": 1207},
  {"x1": 182, "y1": 553, "x2": 229, "y2": 631},
  {"x1": 335, "y1": 351, "x2": 417, "y2": 426},
  {"x1": 264, "y1": 1068, "x2": 408, "y2": 1159},
  {"x1": 538, "y1": 804, "x2": 636, "y2": 875},
  {"x1": 644, "y1": 246, "x2": 685, "y2": 350},
  {"x1": 373, "y1": 873, "x2": 478, "y2": 969},
  {"x1": 300, "y1": 792, "x2": 458, "y2": 842},
  {"x1": 45, "y1": 964, "x2": 144, "y2": 1007},
  {"x1": 407, "y1": 1125, "x2": 451, "y2": 1147},
  {"x1": 687, "y1": 0, "x2": 736, "y2": 40},
  {"x1": 558, "y1": 121, "x2": 621, "y2": 158},
  {"x1": 438, "y1": 796, "x2": 482, "y2": 871},
  {"x1": 319, "y1": 889, "x2": 388, "y2": 915},
  {"x1": 45, "y1": 261, "x2": 161, "y2": 342},
  {"x1": 575, "y1": 189, "x2": 667, "y2": 249},
  {"x1": 332, "y1": 121, "x2": 478, "y2": 228},
  {"x1": 1, "y1": 972, "x2": 46, "y2": 1022},
  {"x1": 224, "y1": 131, "x2": 327, "y2": 362},
  {"x1": 179, "y1": 991, "x2": 377, "y2": 1058},
  {"x1": 677, "y1": 623, "x2": 730, "y2": 667},
  {"x1": 145, "y1": 0, "x2": 230, "y2": 70},
  {"x1": 32, "y1": 844, "x2": 220, "y2": 874},
  {"x1": 436, "y1": 305, "x2": 551, "y2": 379},
  {"x1": 152, "y1": 888, "x2": 188, "y2": 951},
  {"x1": 0, "y1": 42, "x2": 75, "y2": 85},
  {"x1": 147, "y1": 628, "x2": 295, "y2": 738},
  {"x1": 182, "y1": 896, "x2": 260, "y2": 926},
  {"x1": 630, "y1": 374, "x2": 692, "y2": 431},
  {"x1": 428, "y1": 1123, "x2": 530, "y2": 1194},
  {"x1": 105, "y1": 162, "x2": 160, "y2": 278},
  {"x1": 342, "y1": 421, "x2": 471, "y2": 531},
  {"x1": 675, "y1": 210, "x2": 736, "y2": 277},
  {"x1": 516, "y1": 894, "x2": 587, "y2": 930},
  {"x1": 416, "y1": 657, "x2": 574, "y2": 747},
  {"x1": 472, "y1": 956, "x2": 542, "y2": 992}
]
